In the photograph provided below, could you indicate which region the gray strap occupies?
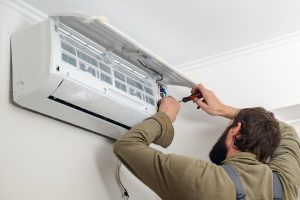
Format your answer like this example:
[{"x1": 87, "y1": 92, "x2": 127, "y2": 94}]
[
  {"x1": 222, "y1": 164, "x2": 246, "y2": 200},
  {"x1": 272, "y1": 172, "x2": 283, "y2": 200}
]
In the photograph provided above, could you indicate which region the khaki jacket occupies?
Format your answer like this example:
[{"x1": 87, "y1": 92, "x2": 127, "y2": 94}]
[{"x1": 113, "y1": 112, "x2": 300, "y2": 200}]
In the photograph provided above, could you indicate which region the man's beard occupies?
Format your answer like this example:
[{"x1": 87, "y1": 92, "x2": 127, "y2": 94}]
[{"x1": 209, "y1": 127, "x2": 230, "y2": 165}]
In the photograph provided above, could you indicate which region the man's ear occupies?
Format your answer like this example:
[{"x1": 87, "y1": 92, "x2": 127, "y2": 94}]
[
  {"x1": 232, "y1": 122, "x2": 241, "y2": 137},
  {"x1": 231, "y1": 122, "x2": 241, "y2": 149}
]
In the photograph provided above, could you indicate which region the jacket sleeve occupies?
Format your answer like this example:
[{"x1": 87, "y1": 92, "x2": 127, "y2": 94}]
[
  {"x1": 268, "y1": 121, "x2": 300, "y2": 199},
  {"x1": 113, "y1": 112, "x2": 192, "y2": 199}
]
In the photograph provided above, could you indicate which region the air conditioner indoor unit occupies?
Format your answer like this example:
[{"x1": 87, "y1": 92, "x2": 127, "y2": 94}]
[{"x1": 11, "y1": 14, "x2": 194, "y2": 139}]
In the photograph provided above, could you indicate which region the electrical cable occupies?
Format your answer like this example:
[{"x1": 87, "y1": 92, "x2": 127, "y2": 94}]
[
  {"x1": 137, "y1": 59, "x2": 163, "y2": 82},
  {"x1": 115, "y1": 159, "x2": 129, "y2": 200}
]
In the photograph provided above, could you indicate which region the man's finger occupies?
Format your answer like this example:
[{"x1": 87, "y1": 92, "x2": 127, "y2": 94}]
[
  {"x1": 195, "y1": 98, "x2": 208, "y2": 109},
  {"x1": 167, "y1": 96, "x2": 175, "y2": 100},
  {"x1": 191, "y1": 84, "x2": 206, "y2": 95},
  {"x1": 196, "y1": 84, "x2": 207, "y2": 94},
  {"x1": 191, "y1": 84, "x2": 202, "y2": 94}
]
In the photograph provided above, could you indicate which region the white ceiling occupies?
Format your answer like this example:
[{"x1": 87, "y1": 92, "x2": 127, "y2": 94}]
[{"x1": 22, "y1": 0, "x2": 300, "y2": 66}]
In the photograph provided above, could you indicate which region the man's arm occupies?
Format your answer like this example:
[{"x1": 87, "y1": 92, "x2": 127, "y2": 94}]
[
  {"x1": 268, "y1": 121, "x2": 300, "y2": 199},
  {"x1": 113, "y1": 98, "x2": 196, "y2": 199}
]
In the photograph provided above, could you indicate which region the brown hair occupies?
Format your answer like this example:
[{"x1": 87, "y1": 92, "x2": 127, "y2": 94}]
[{"x1": 230, "y1": 107, "x2": 280, "y2": 163}]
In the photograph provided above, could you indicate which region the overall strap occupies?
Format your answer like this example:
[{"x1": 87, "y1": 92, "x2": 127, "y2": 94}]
[
  {"x1": 222, "y1": 164, "x2": 246, "y2": 200},
  {"x1": 272, "y1": 172, "x2": 283, "y2": 200},
  {"x1": 222, "y1": 164, "x2": 284, "y2": 200}
]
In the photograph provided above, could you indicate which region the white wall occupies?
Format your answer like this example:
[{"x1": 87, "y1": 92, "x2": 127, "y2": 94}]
[
  {"x1": 180, "y1": 38, "x2": 300, "y2": 133},
  {"x1": 0, "y1": 2, "x2": 160, "y2": 200}
]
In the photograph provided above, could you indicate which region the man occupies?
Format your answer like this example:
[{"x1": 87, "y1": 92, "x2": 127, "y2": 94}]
[{"x1": 113, "y1": 84, "x2": 300, "y2": 200}]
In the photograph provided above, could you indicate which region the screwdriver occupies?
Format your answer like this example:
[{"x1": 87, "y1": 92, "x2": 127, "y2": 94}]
[
  {"x1": 179, "y1": 93, "x2": 203, "y2": 103},
  {"x1": 157, "y1": 93, "x2": 203, "y2": 109}
]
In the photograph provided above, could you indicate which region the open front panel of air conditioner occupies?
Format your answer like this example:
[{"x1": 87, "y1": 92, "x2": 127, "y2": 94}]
[
  {"x1": 11, "y1": 14, "x2": 195, "y2": 139},
  {"x1": 52, "y1": 14, "x2": 195, "y2": 88}
]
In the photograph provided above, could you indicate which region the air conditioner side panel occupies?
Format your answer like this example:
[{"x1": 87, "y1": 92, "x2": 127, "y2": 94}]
[{"x1": 11, "y1": 20, "x2": 60, "y2": 100}]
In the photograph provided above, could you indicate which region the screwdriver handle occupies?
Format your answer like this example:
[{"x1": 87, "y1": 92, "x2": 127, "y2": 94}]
[{"x1": 181, "y1": 93, "x2": 203, "y2": 103}]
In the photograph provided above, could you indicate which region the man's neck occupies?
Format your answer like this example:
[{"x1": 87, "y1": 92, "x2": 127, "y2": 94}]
[{"x1": 226, "y1": 148, "x2": 241, "y2": 159}]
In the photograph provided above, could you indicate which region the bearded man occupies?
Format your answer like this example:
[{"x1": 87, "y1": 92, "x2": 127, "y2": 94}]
[{"x1": 114, "y1": 84, "x2": 300, "y2": 200}]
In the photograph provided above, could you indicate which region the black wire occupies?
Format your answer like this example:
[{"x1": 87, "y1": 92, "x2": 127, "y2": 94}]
[
  {"x1": 124, "y1": 189, "x2": 129, "y2": 198},
  {"x1": 137, "y1": 59, "x2": 163, "y2": 82}
]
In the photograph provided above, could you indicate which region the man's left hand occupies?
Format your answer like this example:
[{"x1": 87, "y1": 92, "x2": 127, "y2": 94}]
[{"x1": 158, "y1": 96, "x2": 181, "y2": 123}]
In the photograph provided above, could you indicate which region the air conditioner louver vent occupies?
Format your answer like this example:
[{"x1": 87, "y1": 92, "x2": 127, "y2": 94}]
[{"x1": 48, "y1": 95, "x2": 131, "y2": 130}]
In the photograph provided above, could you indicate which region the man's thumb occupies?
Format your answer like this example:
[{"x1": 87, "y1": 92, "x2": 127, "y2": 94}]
[{"x1": 194, "y1": 98, "x2": 207, "y2": 108}]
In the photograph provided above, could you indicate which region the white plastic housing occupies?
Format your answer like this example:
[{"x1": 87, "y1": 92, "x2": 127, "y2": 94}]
[{"x1": 11, "y1": 15, "x2": 194, "y2": 139}]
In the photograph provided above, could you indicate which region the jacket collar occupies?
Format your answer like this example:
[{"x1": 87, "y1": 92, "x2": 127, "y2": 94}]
[{"x1": 221, "y1": 152, "x2": 261, "y2": 165}]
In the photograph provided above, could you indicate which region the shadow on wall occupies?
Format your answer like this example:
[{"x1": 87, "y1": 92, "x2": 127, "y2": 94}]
[
  {"x1": 94, "y1": 140, "x2": 122, "y2": 200},
  {"x1": 9, "y1": 41, "x2": 15, "y2": 105}
]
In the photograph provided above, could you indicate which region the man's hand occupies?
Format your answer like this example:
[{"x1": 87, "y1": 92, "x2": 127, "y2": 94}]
[
  {"x1": 158, "y1": 96, "x2": 181, "y2": 123},
  {"x1": 191, "y1": 84, "x2": 237, "y2": 119}
]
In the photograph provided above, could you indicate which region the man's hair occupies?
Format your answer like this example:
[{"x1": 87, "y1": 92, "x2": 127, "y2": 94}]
[{"x1": 229, "y1": 107, "x2": 281, "y2": 163}]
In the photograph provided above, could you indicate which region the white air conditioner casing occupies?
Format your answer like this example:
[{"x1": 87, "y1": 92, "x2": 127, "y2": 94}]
[{"x1": 11, "y1": 14, "x2": 195, "y2": 139}]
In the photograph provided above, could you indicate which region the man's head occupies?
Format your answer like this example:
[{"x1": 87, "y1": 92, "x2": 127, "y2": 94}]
[{"x1": 209, "y1": 107, "x2": 281, "y2": 165}]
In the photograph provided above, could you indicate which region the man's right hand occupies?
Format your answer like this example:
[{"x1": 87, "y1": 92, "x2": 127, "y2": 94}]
[{"x1": 191, "y1": 84, "x2": 238, "y2": 120}]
